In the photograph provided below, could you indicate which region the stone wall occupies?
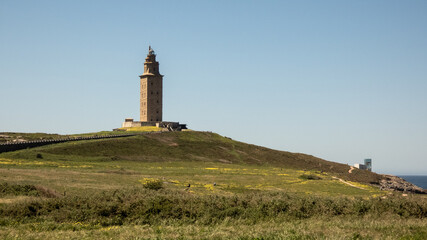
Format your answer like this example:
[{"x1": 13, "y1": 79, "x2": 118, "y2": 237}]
[{"x1": 0, "y1": 134, "x2": 136, "y2": 154}]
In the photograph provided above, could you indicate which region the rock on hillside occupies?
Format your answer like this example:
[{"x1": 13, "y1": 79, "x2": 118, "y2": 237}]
[{"x1": 380, "y1": 175, "x2": 426, "y2": 194}]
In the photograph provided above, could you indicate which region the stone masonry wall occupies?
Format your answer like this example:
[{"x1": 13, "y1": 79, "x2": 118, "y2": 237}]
[{"x1": 0, "y1": 134, "x2": 136, "y2": 154}]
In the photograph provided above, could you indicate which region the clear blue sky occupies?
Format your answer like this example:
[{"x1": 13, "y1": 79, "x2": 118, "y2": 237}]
[{"x1": 1, "y1": 0, "x2": 426, "y2": 175}]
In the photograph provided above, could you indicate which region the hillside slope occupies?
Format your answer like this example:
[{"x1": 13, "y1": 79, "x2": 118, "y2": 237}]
[{"x1": 2, "y1": 131, "x2": 384, "y2": 185}]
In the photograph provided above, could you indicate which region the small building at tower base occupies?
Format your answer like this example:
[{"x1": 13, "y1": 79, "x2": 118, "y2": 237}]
[{"x1": 120, "y1": 118, "x2": 187, "y2": 132}]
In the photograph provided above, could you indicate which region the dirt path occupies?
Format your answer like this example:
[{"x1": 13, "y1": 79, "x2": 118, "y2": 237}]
[
  {"x1": 332, "y1": 177, "x2": 366, "y2": 190},
  {"x1": 348, "y1": 166, "x2": 355, "y2": 173}
]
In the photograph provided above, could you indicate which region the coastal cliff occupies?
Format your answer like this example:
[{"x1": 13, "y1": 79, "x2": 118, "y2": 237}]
[{"x1": 380, "y1": 174, "x2": 426, "y2": 194}]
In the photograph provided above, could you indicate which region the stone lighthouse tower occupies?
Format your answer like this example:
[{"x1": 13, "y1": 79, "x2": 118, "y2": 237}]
[
  {"x1": 139, "y1": 46, "x2": 163, "y2": 122},
  {"x1": 118, "y1": 47, "x2": 186, "y2": 131}
]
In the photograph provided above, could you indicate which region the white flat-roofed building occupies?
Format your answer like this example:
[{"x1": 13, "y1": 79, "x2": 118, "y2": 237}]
[{"x1": 354, "y1": 163, "x2": 367, "y2": 170}]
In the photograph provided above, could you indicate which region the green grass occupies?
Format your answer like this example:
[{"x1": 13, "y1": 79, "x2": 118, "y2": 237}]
[
  {"x1": 1, "y1": 131, "x2": 385, "y2": 184},
  {"x1": 0, "y1": 131, "x2": 425, "y2": 239},
  {"x1": 1, "y1": 216, "x2": 425, "y2": 240},
  {"x1": 0, "y1": 160, "x2": 382, "y2": 197}
]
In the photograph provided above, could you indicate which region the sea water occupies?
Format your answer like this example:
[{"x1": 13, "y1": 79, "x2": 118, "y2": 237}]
[{"x1": 398, "y1": 175, "x2": 427, "y2": 189}]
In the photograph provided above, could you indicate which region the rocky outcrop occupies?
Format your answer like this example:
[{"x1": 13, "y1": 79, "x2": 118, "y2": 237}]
[{"x1": 379, "y1": 174, "x2": 426, "y2": 194}]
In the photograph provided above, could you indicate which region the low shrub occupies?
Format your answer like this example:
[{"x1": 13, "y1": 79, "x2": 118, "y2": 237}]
[
  {"x1": 0, "y1": 188, "x2": 425, "y2": 227},
  {"x1": 0, "y1": 182, "x2": 60, "y2": 198},
  {"x1": 299, "y1": 174, "x2": 322, "y2": 180},
  {"x1": 141, "y1": 178, "x2": 163, "y2": 190},
  {"x1": 0, "y1": 183, "x2": 38, "y2": 197}
]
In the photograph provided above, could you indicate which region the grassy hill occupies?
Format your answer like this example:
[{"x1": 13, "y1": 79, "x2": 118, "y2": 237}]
[
  {"x1": 0, "y1": 131, "x2": 426, "y2": 239},
  {"x1": 4, "y1": 131, "x2": 383, "y2": 182},
  {"x1": 1, "y1": 131, "x2": 385, "y2": 196}
]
